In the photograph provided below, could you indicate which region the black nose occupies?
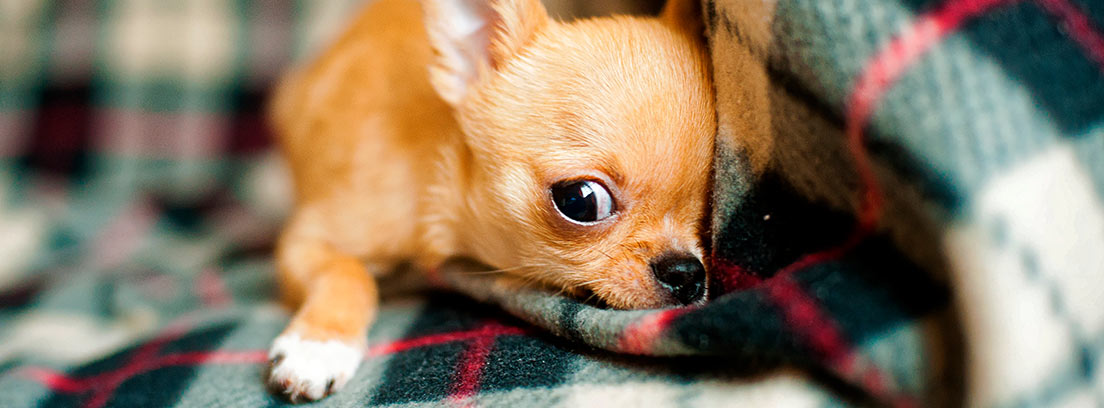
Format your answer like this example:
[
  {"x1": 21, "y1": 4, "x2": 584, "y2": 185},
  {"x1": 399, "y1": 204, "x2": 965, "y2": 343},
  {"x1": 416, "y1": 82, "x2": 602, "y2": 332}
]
[{"x1": 650, "y1": 253, "x2": 706, "y2": 305}]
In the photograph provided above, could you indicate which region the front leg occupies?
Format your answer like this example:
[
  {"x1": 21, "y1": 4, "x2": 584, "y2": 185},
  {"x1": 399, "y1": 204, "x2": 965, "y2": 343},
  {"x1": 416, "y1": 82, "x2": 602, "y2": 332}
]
[{"x1": 267, "y1": 215, "x2": 379, "y2": 402}]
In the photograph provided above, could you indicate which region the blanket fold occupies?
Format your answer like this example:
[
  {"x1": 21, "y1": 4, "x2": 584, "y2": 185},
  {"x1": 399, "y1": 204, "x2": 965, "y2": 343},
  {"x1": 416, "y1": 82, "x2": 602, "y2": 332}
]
[{"x1": 1, "y1": 0, "x2": 1101, "y2": 407}]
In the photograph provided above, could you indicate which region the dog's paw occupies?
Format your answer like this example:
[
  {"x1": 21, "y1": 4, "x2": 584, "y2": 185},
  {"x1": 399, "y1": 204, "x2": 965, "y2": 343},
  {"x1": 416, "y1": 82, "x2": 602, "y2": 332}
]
[{"x1": 266, "y1": 333, "x2": 362, "y2": 402}]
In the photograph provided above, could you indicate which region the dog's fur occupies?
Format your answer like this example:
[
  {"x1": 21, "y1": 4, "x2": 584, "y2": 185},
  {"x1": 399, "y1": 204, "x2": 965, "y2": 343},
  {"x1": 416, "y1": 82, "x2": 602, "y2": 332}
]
[{"x1": 266, "y1": 0, "x2": 715, "y2": 401}]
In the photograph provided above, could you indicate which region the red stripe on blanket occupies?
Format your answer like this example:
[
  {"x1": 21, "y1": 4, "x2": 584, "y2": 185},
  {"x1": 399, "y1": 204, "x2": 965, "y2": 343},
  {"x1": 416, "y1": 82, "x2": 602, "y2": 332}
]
[
  {"x1": 18, "y1": 324, "x2": 528, "y2": 402},
  {"x1": 618, "y1": 307, "x2": 694, "y2": 354},
  {"x1": 19, "y1": 368, "x2": 87, "y2": 393},
  {"x1": 83, "y1": 322, "x2": 192, "y2": 408},
  {"x1": 448, "y1": 335, "x2": 497, "y2": 407},
  {"x1": 766, "y1": 0, "x2": 1028, "y2": 405},
  {"x1": 832, "y1": 1, "x2": 1104, "y2": 401},
  {"x1": 841, "y1": 0, "x2": 1020, "y2": 255},
  {"x1": 19, "y1": 330, "x2": 204, "y2": 395},
  {"x1": 764, "y1": 277, "x2": 848, "y2": 362},
  {"x1": 714, "y1": 1, "x2": 1027, "y2": 292},
  {"x1": 367, "y1": 324, "x2": 526, "y2": 356},
  {"x1": 710, "y1": 257, "x2": 763, "y2": 292},
  {"x1": 1035, "y1": 0, "x2": 1104, "y2": 71},
  {"x1": 765, "y1": 276, "x2": 917, "y2": 407}
]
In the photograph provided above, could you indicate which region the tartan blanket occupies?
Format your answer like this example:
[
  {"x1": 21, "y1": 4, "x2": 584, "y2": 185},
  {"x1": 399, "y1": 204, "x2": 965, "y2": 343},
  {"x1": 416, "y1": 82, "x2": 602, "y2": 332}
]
[{"x1": 1, "y1": 0, "x2": 1102, "y2": 407}]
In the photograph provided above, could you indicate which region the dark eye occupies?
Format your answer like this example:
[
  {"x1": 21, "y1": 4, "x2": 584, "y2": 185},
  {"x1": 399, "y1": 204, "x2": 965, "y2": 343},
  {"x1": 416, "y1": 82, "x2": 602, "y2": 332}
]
[{"x1": 551, "y1": 180, "x2": 615, "y2": 224}]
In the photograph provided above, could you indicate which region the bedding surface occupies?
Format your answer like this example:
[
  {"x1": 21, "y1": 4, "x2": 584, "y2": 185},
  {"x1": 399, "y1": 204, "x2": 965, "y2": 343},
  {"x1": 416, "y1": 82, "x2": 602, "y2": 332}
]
[{"x1": 1, "y1": 0, "x2": 1102, "y2": 407}]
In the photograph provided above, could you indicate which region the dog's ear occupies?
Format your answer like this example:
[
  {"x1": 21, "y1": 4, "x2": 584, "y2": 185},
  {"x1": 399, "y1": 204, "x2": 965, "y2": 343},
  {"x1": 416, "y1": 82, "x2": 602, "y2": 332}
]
[
  {"x1": 661, "y1": 0, "x2": 705, "y2": 40},
  {"x1": 423, "y1": 0, "x2": 549, "y2": 106}
]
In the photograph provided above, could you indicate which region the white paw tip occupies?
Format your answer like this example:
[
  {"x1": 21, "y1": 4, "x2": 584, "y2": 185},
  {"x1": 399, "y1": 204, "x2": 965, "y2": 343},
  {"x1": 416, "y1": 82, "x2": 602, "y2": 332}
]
[{"x1": 267, "y1": 334, "x2": 363, "y2": 402}]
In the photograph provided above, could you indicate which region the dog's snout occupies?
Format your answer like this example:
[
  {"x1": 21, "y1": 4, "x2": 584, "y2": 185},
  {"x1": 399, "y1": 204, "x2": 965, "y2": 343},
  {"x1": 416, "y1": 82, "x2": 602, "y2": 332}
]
[{"x1": 650, "y1": 253, "x2": 705, "y2": 305}]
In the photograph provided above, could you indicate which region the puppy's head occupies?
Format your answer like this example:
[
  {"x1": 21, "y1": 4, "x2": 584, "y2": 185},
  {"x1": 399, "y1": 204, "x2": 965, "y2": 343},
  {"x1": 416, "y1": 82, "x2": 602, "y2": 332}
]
[{"x1": 425, "y1": 0, "x2": 714, "y2": 309}]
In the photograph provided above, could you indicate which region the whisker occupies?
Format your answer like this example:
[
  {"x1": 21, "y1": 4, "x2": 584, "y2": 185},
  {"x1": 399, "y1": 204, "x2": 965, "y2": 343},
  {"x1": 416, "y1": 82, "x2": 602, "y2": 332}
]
[
  {"x1": 460, "y1": 264, "x2": 539, "y2": 275},
  {"x1": 595, "y1": 248, "x2": 615, "y2": 260},
  {"x1": 576, "y1": 278, "x2": 608, "y2": 286},
  {"x1": 582, "y1": 290, "x2": 600, "y2": 305}
]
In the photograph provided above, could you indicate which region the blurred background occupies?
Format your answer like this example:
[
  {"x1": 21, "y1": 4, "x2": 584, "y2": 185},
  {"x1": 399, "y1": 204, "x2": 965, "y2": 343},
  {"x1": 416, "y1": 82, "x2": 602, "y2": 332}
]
[
  {"x1": 0, "y1": 0, "x2": 661, "y2": 359},
  {"x1": 0, "y1": 0, "x2": 663, "y2": 291}
]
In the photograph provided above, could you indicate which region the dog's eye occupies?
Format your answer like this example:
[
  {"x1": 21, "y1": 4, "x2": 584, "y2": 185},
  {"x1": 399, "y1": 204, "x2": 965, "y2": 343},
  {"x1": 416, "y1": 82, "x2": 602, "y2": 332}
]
[{"x1": 551, "y1": 180, "x2": 615, "y2": 224}]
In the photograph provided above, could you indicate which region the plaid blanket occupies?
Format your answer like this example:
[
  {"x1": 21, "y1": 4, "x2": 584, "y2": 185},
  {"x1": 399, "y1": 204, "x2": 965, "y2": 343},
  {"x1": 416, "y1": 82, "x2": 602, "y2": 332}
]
[{"x1": 1, "y1": 0, "x2": 1102, "y2": 407}]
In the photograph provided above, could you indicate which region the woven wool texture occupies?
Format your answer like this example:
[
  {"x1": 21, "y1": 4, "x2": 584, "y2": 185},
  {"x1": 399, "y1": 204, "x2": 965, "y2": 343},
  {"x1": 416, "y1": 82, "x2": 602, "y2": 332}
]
[{"x1": 1, "y1": 0, "x2": 1102, "y2": 407}]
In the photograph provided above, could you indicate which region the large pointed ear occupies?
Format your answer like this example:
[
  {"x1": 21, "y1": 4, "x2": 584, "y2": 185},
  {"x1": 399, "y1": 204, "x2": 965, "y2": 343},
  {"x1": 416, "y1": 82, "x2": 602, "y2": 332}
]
[
  {"x1": 660, "y1": 0, "x2": 705, "y2": 40},
  {"x1": 423, "y1": 0, "x2": 549, "y2": 106}
]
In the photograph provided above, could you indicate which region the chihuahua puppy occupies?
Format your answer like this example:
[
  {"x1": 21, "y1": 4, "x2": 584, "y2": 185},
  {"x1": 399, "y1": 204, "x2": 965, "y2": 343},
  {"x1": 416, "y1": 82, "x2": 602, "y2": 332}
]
[{"x1": 266, "y1": 0, "x2": 715, "y2": 401}]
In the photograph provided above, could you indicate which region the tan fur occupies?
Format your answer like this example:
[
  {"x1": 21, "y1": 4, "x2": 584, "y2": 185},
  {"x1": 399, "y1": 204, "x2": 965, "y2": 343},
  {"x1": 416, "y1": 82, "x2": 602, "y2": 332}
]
[{"x1": 267, "y1": 0, "x2": 716, "y2": 400}]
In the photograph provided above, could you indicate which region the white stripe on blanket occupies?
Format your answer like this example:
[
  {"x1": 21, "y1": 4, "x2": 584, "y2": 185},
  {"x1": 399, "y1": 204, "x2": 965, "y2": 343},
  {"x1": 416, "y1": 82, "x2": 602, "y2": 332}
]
[{"x1": 946, "y1": 143, "x2": 1104, "y2": 407}]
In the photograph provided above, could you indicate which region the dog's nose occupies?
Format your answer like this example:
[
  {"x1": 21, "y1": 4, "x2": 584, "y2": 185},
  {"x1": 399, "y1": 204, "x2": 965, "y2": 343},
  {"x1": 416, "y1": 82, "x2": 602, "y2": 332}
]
[{"x1": 650, "y1": 253, "x2": 705, "y2": 305}]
